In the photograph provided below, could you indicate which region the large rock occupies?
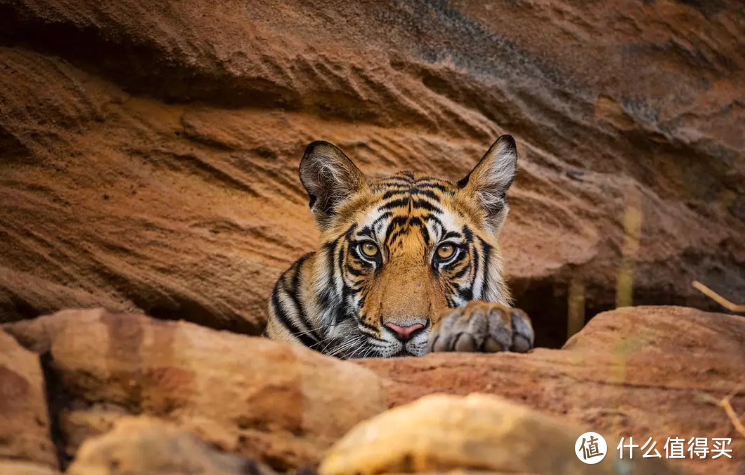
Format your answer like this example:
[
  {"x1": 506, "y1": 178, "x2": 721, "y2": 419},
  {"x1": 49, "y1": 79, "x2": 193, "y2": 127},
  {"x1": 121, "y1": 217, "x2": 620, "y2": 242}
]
[
  {"x1": 320, "y1": 393, "x2": 691, "y2": 475},
  {"x1": 358, "y1": 306, "x2": 745, "y2": 475},
  {"x1": 67, "y1": 417, "x2": 276, "y2": 475},
  {"x1": 2, "y1": 308, "x2": 387, "y2": 470},
  {"x1": 0, "y1": 461, "x2": 59, "y2": 475},
  {"x1": 2, "y1": 305, "x2": 741, "y2": 474},
  {"x1": 1, "y1": 0, "x2": 744, "y2": 346},
  {"x1": 0, "y1": 329, "x2": 57, "y2": 469}
]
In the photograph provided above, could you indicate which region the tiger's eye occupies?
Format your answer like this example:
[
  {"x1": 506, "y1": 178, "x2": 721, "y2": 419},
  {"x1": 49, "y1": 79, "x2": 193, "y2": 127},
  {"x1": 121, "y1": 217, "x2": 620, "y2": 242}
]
[
  {"x1": 360, "y1": 242, "x2": 379, "y2": 257},
  {"x1": 436, "y1": 244, "x2": 455, "y2": 260}
]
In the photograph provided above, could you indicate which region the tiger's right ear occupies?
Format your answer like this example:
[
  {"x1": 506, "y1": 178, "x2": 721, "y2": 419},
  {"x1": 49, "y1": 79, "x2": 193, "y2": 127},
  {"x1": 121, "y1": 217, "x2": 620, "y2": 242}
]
[{"x1": 299, "y1": 141, "x2": 367, "y2": 230}]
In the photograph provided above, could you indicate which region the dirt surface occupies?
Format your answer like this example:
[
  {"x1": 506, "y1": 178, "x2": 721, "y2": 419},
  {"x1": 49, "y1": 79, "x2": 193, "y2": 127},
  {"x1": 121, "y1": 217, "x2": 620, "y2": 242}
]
[{"x1": 1, "y1": 1, "x2": 744, "y2": 345}]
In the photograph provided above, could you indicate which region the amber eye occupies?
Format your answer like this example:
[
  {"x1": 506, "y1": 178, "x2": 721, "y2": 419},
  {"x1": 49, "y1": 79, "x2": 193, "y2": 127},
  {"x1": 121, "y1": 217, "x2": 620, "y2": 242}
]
[
  {"x1": 436, "y1": 243, "x2": 456, "y2": 260},
  {"x1": 359, "y1": 242, "x2": 380, "y2": 258}
]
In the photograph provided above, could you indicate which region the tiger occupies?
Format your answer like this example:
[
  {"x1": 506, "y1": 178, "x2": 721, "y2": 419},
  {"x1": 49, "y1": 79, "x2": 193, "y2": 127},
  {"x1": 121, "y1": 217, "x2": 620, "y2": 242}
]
[{"x1": 264, "y1": 135, "x2": 534, "y2": 358}]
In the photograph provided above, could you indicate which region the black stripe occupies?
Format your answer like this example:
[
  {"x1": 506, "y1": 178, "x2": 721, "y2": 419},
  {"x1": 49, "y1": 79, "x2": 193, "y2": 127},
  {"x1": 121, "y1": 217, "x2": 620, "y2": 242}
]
[
  {"x1": 346, "y1": 264, "x2": 365, "y2": 277},
  {"x1": 451, "y1": 261, "x2": 470, "y2": 280},
  {"x1": 378, "y1": 184, "x2": 412, "y2": 191},
  {"x1": 443, "y1": 230, "x2": 462, "y2": 241},
  {"x1": 463, "y1": 225, "x2": 474, "y2": 243},
  {"x1": 288, "y1": 254, "x2": 319, "y2": 340},
  {"x1": 414, "y1": 183, "x2": 450, "y2": 193},
  {"x1": 481, "y1": 238, "x2": 492, "y2": 300},
  {"x1": 459, "y1": 287, "x2": 474, "y2": 302},
  {"x1": 358, "y1": 318, "x2": 378, "y2": 334},
  {"x1": 382, "y1": 189, "x2": 408, "y2": 200},
  {"x1": 333, "y1": 305, "x2": 349, "y2": 324},
  {"x1": 380, "y1": 197, "x2": 411, "y2": 210},
  {"x1": 410, "y1": 189, "x2": 442, "y2": 201},
  {"x1": 412, "y1": 200, "x2": 441, "y2": 212},
  {"x1": 420, "y1": 224, "x2": 431, "y2": 246},
  {"x1": 358, "y1": 226, "x2": 377, "y2": 240},
  {"x1": 472, "y1": 245, "x2": 480, "y2": 300},
  {"x1": 372, "y1": 211, "x2": 393, "y2": 228},
  {"x1": 318, "y1": 243, "x2": 336, "y2": 310},
  {"x1": 425, "y1": 214, "x2": 443, "y2": 230},
  {"x1": 270, "y1": 288, "x2": 317, "y2": 348},
  {"x1": 380, "y1": 176, "x2": 414, "y2": 185}
]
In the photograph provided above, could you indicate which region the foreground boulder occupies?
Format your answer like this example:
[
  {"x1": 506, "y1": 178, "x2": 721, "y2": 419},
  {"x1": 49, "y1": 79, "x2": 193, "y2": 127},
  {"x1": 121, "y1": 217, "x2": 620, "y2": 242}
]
[
  {"x1": 0, "y1": 461, "x2": 59, "y2": 475},
  {"x1": 67, "y1": 417, "x2": 275, "y2": 475},
  {"x1": 320, "y1": 393, "x2": 691, "y2": 475},
  {"x1": 358, "y1": 306, "x2": 745, "y2": 475},
  {"x1": 3, "y1": 308, "x2": 386, "y2": 470},
  {"x1": 1, "y1": 305, "x2": 741, "y2": 474},
  {"x1": 0, "y1": 329, "x2": 57, "y2": 469}
]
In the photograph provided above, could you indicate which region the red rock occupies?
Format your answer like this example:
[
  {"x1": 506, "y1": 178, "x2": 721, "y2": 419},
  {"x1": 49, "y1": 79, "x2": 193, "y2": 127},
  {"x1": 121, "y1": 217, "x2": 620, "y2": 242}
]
[
  {"x1": 3, "y1": 309, "x2": 387, "y2": 470},
  {"x1": 357, "y1": 306, "x2": 745, "y2": 475},
  {"x1": 0, "y1": 1, "x2": 743, "y2": 345},
  {"x1": 320, "y1": 394, "x2": 693, "y2": 475},
  {"x1": 67, "y1": 417, "x2": 276, "y2": 475},
  {"x1": 0, "y1": 461, "x2": 59, "y2": 475},
  {"x1": 0, "y1": 329, "x2": 57, "y2": 469}
]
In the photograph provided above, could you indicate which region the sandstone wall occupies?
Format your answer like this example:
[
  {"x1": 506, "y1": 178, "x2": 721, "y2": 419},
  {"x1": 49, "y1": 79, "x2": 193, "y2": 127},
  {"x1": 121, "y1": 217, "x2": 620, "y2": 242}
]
[{"x1": 1, "y1": 0, "x2": 744, "y2": 345}]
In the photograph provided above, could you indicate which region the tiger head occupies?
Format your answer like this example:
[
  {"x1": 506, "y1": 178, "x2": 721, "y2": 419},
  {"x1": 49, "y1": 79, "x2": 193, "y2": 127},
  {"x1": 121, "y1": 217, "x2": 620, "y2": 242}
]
[{"x1": 299, "y1": 136, "x2": 518, "y2": 357}]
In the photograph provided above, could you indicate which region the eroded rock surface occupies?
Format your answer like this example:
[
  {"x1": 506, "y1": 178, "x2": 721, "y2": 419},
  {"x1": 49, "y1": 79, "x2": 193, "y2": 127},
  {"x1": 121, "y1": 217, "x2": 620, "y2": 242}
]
[
  {"x1": 0, "y1": 1, "x2": 744, "y2": 346},
  {"x1": 0, "y1": 329, "x2": 56, "y2": 469},
  {"x1": 2, "y1": 308, "x2": 387, "y2": 470}
]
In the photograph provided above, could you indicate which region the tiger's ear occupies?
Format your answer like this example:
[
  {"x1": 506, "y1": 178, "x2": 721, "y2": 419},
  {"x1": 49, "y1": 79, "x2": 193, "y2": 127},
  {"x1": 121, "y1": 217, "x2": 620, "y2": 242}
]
[
  {"x1": 457, "y1": 135, "x2": 518, "y2": 232},
  {"x1": 299, "y1": 141, "x2": 367, "y2": 229}
]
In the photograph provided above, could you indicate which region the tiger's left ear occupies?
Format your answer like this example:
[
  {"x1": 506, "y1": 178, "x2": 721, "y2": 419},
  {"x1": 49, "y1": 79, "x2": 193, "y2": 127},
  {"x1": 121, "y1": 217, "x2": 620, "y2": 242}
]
[
  {"x1": 457, "y1": 135, "x2": 518, "y2": 232},
  {"x1": 299, "y1": 141, "x2": 367, "y2": 230}
]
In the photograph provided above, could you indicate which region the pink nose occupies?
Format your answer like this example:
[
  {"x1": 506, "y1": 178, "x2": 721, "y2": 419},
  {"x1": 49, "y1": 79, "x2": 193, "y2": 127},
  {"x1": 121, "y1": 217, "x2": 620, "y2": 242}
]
[{"x1": 384, "y1": 322, "x2": 425, "y2": 342}]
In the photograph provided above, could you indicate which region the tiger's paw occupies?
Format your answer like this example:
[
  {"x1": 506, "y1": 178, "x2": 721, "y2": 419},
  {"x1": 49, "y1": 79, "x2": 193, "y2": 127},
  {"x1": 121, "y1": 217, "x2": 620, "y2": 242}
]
[{"x1": 427, "y1": 301, "x2": 534, "y2": 354}]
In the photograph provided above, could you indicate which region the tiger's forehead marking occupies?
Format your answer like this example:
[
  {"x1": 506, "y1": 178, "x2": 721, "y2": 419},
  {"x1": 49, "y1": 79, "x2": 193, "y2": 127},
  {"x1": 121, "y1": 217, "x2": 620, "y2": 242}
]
[
  {"x1": 354, "y1": 172, "x2": 463, "y2": 249},
  {"x1": 370, "y1": 171, "x2": 459, "y2": 196}
]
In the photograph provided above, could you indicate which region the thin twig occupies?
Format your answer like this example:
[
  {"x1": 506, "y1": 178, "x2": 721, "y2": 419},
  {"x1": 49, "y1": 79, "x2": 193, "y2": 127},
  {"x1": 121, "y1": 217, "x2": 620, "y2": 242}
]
[
  {"x1": 700, "y1": 384, "x2": 745, "y2": 438},
  {"x1": 692, "y1": 281, "x2": 745, "y2": 313},
  {"x1": 720, "y1": 384, "x2": 745, "y2": 438}
]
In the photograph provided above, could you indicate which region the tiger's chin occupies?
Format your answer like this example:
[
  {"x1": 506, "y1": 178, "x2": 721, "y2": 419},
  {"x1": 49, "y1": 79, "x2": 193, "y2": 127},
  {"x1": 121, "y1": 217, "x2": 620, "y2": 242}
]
[{"x1": 357, "y1": 333, "x2": 429, "y2": 358}]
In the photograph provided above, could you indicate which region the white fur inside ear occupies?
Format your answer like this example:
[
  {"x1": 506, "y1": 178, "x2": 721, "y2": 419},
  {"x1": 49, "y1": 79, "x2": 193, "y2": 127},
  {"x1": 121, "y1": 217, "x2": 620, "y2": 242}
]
[
  {"x1": 314, "y1": 155, "x2": 355, "y2": 207},
  {"x1": 299, "y1": 141, "x2": 365, "y2": 226},
  {"x1": 472, "y1": 137, "x2": 517, "y2": 214},
  {"x1": 486, "y1": 139, "x2": 517, "y2": 191}
]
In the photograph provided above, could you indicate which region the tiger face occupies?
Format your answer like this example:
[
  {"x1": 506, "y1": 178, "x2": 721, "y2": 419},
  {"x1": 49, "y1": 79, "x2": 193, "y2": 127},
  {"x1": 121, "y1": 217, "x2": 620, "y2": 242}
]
[{"x1": 287, "y1": 136, "x2": 518, "y2": 358}]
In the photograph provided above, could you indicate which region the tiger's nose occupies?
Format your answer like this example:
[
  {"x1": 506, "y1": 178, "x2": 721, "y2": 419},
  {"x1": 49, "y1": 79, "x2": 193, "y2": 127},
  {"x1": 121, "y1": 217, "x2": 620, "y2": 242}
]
[{"x1": 384, "y1": 322, "x2": 425, "y2": 342}]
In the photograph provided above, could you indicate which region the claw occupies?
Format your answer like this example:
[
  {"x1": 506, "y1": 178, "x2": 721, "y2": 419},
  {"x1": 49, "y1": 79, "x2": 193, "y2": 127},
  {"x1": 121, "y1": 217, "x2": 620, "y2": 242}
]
[{"x1": 428, "y1": 301, "x2": 534, "y2": 354}]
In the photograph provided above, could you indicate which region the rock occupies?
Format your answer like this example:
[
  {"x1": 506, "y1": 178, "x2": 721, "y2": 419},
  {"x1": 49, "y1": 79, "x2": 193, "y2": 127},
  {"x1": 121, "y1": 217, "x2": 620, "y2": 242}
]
[
  {"x1": 0, "y1": 329, "x2": 57, "y2": 469},
  {"x1": 3, "y1": 308, "x2": 387, "y2": 470},
  {"x1": 0, "y1": 461, "x2": 59, "y2": 475},
  {"x1": 67, "y1": 416, "x2": 275, "y2": 475},
  {"x1": 320, "y1": 393, "x2": 691, "y2": 475},
  {"x1": 1, "y1": 0, "x2": 744, "y2": 347},
  {"x1": 358, "y1": 306, "x2": 745, "y2": 475},
  {"x1": 2, "y1": 306, "x2": 740, "y2": 475}
]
